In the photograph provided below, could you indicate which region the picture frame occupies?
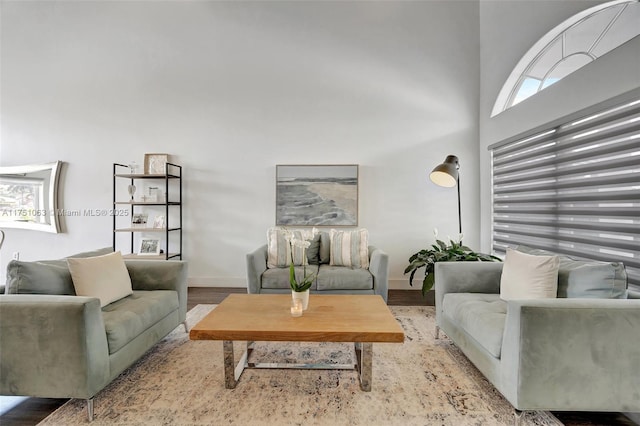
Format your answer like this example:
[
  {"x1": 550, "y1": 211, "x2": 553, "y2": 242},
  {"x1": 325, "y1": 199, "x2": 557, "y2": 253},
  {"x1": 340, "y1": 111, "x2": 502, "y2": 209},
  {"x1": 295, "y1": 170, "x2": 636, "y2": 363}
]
[
  {"x1": 276, "y1": 164, "x2": 358, "y2": 226},
  {"x1": 152, "y1": 215, "x2": 165, "y2": 229},
  {"x1": 131, "y1": 213, "x2": 148, "y2": 227},
  {"x1": 144, "y1": 153, "x2": 169, "y2": 175},
  {"x1": 138, "y1": 238, "x2": 160, "y2": 256},
  {"x1": 147, "y1": 186, "x2": 159, "y2": 202}
]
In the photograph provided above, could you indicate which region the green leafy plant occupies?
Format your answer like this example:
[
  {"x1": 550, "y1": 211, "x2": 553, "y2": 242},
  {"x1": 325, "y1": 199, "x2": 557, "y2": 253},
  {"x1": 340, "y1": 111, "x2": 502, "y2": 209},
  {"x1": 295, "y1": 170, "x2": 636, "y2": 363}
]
[
  {"x1": 289, "y1": 263, "x2": 314, "y2": 292},
  {"x1": 405, "y1": 236, "x2": 501, "y2": 296}
]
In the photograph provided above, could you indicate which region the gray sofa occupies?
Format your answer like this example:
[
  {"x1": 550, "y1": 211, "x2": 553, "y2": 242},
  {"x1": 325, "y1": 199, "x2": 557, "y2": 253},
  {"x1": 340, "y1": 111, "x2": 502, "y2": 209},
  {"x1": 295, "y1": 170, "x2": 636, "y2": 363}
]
[
  {"x1": 0, "y1": 249, "x2": 188, "y2": 421},
  {"x1": 246, "y1": 235, "x2": 389, "y2": 302},
  {"x1": 435, "y1": 249, "x2": 640, "y2": 419}
]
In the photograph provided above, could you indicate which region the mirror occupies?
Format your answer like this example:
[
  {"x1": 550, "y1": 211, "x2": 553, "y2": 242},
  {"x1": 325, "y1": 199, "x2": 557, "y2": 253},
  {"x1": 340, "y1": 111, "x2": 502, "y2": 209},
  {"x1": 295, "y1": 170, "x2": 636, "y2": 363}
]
[{"x1": 0, "y1": 161, "x2": 62, "y2": 233}]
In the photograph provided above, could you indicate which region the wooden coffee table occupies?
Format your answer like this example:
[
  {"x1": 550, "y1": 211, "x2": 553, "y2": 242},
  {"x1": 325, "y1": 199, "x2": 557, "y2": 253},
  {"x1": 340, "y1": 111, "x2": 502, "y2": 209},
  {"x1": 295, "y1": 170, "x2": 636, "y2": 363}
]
[{"x1": 189, "y1": 294, "x2": 405, "y2": 391}]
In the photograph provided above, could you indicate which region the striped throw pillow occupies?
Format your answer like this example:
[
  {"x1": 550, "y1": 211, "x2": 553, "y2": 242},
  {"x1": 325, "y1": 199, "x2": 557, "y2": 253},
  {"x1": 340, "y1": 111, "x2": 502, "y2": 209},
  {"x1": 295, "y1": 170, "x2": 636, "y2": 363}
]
[
  {"x1": 267, "y1": 228, "x2": 316, "y2": 268},
  {"x1": 329, "y1": 229, "x2": 369, "y2": 269}
]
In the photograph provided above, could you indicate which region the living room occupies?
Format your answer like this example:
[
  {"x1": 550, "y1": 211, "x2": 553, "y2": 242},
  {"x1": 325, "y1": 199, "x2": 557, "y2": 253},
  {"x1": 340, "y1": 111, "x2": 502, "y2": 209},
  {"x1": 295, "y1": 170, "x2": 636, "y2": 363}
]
[{"x1": 1, "y1": 0, "x2": 639, "y2": 424}]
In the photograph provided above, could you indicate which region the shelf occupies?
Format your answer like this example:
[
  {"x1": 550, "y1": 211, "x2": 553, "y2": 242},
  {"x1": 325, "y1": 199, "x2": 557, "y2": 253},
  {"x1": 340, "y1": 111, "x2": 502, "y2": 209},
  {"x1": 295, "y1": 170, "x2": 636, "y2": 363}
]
[
  {"x1": 122, "y1": 253, "x2": 181, "y2": 260},
  {"x1": 114, "y1": 227, "x2": 168, "y2": 232},
  {"x1": 114, "y1": 201, "x2": 181, "y2": 206},
  {"x1": 114, "y1": 173, "x2": 180, "y2": 179}
]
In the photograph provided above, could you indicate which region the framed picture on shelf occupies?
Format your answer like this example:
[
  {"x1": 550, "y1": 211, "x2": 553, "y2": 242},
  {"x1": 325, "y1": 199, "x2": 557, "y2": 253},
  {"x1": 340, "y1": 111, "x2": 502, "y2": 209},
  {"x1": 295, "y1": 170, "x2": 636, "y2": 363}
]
[
  {"x1": 138, "y1": 238, "x2": 160, "y2": 256},
  {"x1": 144, "y1": 153, "x2": 169, "y2": 175},
  {"x1": 152, "y1": 215, "x2": 165, "y2": 229},
  {"x1": 131, "y1": 213, "x2": 148, "y2": 227},
  {"x1": 147, "y1": 186, "x2": 160, "y2": 202}
]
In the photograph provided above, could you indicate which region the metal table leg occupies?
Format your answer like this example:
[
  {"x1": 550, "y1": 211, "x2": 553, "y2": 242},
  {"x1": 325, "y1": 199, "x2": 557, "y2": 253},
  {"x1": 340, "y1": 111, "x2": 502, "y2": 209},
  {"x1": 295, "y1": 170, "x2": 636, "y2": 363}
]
[
  {"x1": 223, "y1": 340, "x2": 236, "y2": 389},
  {"x1": 224, "y1": 340, "x2": 373, "y2": 391},
  {"x1": 355, "y1": 342, "x2": 373, "y2": 391},
  {"x1": 223, "y1": 341, "x2": 254, "y2": 389}
]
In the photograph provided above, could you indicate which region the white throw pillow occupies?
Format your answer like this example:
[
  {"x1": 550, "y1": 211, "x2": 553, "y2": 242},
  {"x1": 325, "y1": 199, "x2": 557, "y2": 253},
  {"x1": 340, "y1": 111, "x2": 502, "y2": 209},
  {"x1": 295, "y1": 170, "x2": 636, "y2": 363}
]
[
  {"x1": 329, "y1": 228, "x2": 369, "y2": 269},
  {"x1": 67, "y1": 251, "x2": 133, "y2": 307},
  {"x1": 500, "y1": 248, "x2": 559, "y2": 300}
]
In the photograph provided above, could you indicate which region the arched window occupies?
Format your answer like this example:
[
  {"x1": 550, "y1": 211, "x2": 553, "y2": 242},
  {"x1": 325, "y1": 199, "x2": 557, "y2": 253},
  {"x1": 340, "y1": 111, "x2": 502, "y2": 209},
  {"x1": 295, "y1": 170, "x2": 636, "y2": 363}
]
[{"x1": 491, "y1": 0, "x2": 640, "y2": 117}]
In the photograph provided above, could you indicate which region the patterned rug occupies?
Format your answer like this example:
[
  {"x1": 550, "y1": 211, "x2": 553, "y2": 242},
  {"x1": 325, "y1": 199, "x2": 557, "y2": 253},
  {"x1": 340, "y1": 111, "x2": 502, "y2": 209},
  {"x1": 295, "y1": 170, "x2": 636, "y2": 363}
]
[{"x1": 39, "y1": 305, "x2": 561, "y2": 425}]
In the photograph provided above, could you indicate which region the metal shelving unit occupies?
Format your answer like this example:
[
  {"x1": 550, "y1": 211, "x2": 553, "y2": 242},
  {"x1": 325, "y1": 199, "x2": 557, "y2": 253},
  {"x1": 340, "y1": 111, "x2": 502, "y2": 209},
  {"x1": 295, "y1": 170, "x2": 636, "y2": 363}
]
[{"x1": 112, "y1": 162, "x2": 182, "y2": 260}]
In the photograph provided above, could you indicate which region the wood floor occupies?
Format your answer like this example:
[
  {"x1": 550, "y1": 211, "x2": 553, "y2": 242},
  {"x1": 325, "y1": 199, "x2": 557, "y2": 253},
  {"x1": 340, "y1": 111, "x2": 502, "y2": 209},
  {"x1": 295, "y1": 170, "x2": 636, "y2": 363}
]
[{"x1": 1, "y1": 288, "x2": 635, "y2": 426}]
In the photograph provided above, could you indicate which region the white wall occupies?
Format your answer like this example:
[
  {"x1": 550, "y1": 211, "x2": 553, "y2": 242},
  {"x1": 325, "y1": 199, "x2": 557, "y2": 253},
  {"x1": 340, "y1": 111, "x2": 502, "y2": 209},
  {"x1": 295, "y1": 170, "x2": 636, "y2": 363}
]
[
  {"x1": 0, "y1": 1, "x2": 481, "y2": 289},
  {"x1": 479, "y1": 0, "x2": 640, "y2": 252}
]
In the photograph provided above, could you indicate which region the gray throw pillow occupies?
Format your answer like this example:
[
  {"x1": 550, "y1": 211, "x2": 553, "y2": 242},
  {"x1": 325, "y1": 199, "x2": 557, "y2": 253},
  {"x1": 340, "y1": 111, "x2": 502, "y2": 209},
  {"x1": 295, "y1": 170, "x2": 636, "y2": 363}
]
[
  {"x1": 319, "y1": 232, "x2": 331, "y2": 264},
  {"x1": 306, "y1": 234, "x2": 321, "y2": 265},
  {"x1": 516, "y1": 246, "x2": 627, "y2": 299},
  {"x1": 5, "y1": 260, "x2": 75, "y2": 295}
]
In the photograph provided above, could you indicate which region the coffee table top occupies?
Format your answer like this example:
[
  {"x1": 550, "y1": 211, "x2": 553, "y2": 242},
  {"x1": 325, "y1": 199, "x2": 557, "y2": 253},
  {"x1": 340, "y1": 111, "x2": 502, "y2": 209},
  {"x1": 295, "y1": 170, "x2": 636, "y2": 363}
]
[{"x1": 189, "y1": 294, "x2": 405, "y2": 343}]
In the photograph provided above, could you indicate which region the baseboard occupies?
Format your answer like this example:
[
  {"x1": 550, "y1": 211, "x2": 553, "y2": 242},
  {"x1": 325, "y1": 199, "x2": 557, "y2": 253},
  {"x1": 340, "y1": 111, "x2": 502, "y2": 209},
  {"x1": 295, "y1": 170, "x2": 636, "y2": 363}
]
[
  {"x1": 624, "y1": 412, "x2": 640, "y2": 424},
  {"x1": 388, "y1": 279, "x2": 413, "y2": 289},
  {"x1": 188, "y1": 277, "x2": 414, "y2": 289},
  {"x1": 188, "y1": 277, "x2": 246, "y2": 287}
]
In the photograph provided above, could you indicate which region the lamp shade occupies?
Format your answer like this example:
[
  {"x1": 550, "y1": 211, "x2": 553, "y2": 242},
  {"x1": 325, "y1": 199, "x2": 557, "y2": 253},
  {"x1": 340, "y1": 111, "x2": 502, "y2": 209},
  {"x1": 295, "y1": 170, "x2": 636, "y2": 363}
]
[{"x1": 429, "y1": 155, "x2": 459, "y2": 188}]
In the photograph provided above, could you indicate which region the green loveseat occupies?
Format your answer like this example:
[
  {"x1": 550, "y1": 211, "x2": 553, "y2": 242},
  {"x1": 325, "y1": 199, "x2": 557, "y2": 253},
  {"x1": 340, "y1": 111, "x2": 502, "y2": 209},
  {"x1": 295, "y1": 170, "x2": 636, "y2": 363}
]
[
  {"x1": 435, "y1": 248, "x2": 640, "y2": 420},
  {"x1": 246, "y1": 231, "x2": 389, "y2": 302},
  {"x1": 0, "y1": 249, "x2": 188, "y2": 421}
]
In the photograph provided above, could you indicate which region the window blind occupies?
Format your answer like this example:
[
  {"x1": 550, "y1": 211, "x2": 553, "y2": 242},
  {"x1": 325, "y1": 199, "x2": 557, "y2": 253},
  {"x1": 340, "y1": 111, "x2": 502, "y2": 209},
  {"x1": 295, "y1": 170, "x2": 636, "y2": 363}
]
[{"x1": 490, "y1": 95, "x2": 640, "y2": 290}]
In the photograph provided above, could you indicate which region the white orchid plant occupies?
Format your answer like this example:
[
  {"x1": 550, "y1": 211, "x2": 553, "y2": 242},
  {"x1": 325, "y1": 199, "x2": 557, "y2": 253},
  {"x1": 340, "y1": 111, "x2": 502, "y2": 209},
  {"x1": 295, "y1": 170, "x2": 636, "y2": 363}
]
[{"x1": 284, "y1": 229, "x2": 317, "y2": 293}]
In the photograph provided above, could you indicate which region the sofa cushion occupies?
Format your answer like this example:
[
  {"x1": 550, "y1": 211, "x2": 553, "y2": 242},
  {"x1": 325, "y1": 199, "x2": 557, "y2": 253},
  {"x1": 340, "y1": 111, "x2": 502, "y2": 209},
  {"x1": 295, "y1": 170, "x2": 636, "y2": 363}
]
[
  {"x1": 261, "y1": 265, "x2": 319, "y2": 290},
  {"x1": 67, "y1": 251, "x2": 133, "y2": 308},
  {"x1": 5, "y1": 260, "x2": 75, "y2": 295},
  {"x1": 500, "y1": 248, "x2": 559, "y2": 300},
  {"x1": 307, "y1": 234, "x2": 321, "y2": 265},
  {"x1": 267, "y1": 228, "x2": 317, "y2": 268},
  {"x1": 517, "y1": 246, "x2": 627, "y2": 299},
  {"x1": 66, "y1": 247, "x2": 114, "y2": 259},
  {"x1": 329, "y1": 228, "x2": 369, "y2": 269},
  {"x1": 266, "y1": 228, "x2": 294, "y2": 268},
  {"x1": 316, "y1": 265, "x2": 373, "y2": 291},
  {"x1": 4, "y1": 247, "x2": 114, "y2": 295},
  {"x1": 442, "y1": 293, "x2": 507, "y2": 359},
  {"x1": 319, "y1": 231, "x2": 331, "y2": 264},
  {"x1": 102, "y1": 290, "x2": 179, "y2": 354}
]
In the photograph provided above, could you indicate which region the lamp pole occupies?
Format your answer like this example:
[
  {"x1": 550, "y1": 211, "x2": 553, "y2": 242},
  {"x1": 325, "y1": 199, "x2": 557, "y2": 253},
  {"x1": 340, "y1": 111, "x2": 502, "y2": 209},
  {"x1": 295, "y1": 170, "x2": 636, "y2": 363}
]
[
  {"x1": 456, "y1": 174, "x2": 462, "y2": 236},
  {"x1": 429, "y1": 154, "x2": 462, "y2": 237}
]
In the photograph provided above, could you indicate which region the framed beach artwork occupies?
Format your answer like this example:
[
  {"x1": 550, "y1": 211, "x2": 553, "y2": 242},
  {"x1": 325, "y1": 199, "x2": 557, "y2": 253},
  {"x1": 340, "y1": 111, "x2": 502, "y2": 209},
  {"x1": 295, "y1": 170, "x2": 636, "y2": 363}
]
[{"x1": 276, "y1": 164, "x2": 358, "y2": 226}]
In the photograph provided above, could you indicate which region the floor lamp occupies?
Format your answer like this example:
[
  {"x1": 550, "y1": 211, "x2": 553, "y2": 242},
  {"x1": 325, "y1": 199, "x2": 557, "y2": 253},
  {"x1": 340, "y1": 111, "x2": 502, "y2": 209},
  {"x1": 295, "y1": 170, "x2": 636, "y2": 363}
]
[{"x1": 429, "y1": 155, "x2": 462, "y2": 236}]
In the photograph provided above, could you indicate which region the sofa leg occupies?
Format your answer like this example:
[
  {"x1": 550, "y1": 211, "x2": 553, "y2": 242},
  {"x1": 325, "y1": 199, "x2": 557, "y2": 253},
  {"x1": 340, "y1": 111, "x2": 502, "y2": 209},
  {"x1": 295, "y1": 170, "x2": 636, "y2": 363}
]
[
  {"x1": 514, "y1": 409, "x2": 525, "y2": 426},
  {"x1": 183, "y1": 321, "x2": 189, "y2": 333},
  {"x1": 86, "y1": 398, "x2": 94, "y2": 422},
  {"x1": 435, "y1": 325, "x2": 440, "y2": 339}
]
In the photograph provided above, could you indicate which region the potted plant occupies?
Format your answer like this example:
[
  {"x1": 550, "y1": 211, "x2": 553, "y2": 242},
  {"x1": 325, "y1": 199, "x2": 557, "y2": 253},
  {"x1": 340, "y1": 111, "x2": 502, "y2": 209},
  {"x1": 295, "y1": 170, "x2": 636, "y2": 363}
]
[
  {"x1": 286, "y1": 233, "x2": 316, "y2": 310},
  {"x1": 405, "y1": 231, "x2": 501, "y2": 296}
]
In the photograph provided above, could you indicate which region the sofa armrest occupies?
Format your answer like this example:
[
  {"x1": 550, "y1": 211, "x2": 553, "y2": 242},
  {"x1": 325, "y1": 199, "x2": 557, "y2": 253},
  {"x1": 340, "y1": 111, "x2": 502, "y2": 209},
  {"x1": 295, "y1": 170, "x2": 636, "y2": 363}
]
[
  {"x1": 369, "y1": 246, "x2": 389, "y2": 303},
  {"x1": 246, "y1": 244, "x2": 268, "y2": 294},
  {"x1": 435, "y1": 261, "x2": 503, "y2": 324},
  {"x1": 628, "y1": 289, "x2": 640, "y2": 299},
  {"x1": 125, "y1": 260, "x2": 189, "y2": 322},
  {"x1": 501, "y1": 298, "x2": 640, "y2": 411},
  {"x1": 0, "y1": 294, "x2": 110, "y2": 399}
]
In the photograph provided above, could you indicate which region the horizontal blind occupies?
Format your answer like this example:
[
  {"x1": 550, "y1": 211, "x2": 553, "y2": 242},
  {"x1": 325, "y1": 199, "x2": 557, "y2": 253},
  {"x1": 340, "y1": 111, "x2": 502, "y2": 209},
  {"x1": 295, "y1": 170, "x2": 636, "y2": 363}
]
[{"x1": 491, "y1": 97, "x2": 640, "y2": 290}]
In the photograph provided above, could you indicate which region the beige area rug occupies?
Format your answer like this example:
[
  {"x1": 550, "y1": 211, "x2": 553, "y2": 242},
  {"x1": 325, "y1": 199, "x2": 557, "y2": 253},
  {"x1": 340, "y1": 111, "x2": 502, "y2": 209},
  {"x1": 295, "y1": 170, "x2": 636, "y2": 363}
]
[{"x1": 40, "y1": 305, "x2": 561, "y2": 426}]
